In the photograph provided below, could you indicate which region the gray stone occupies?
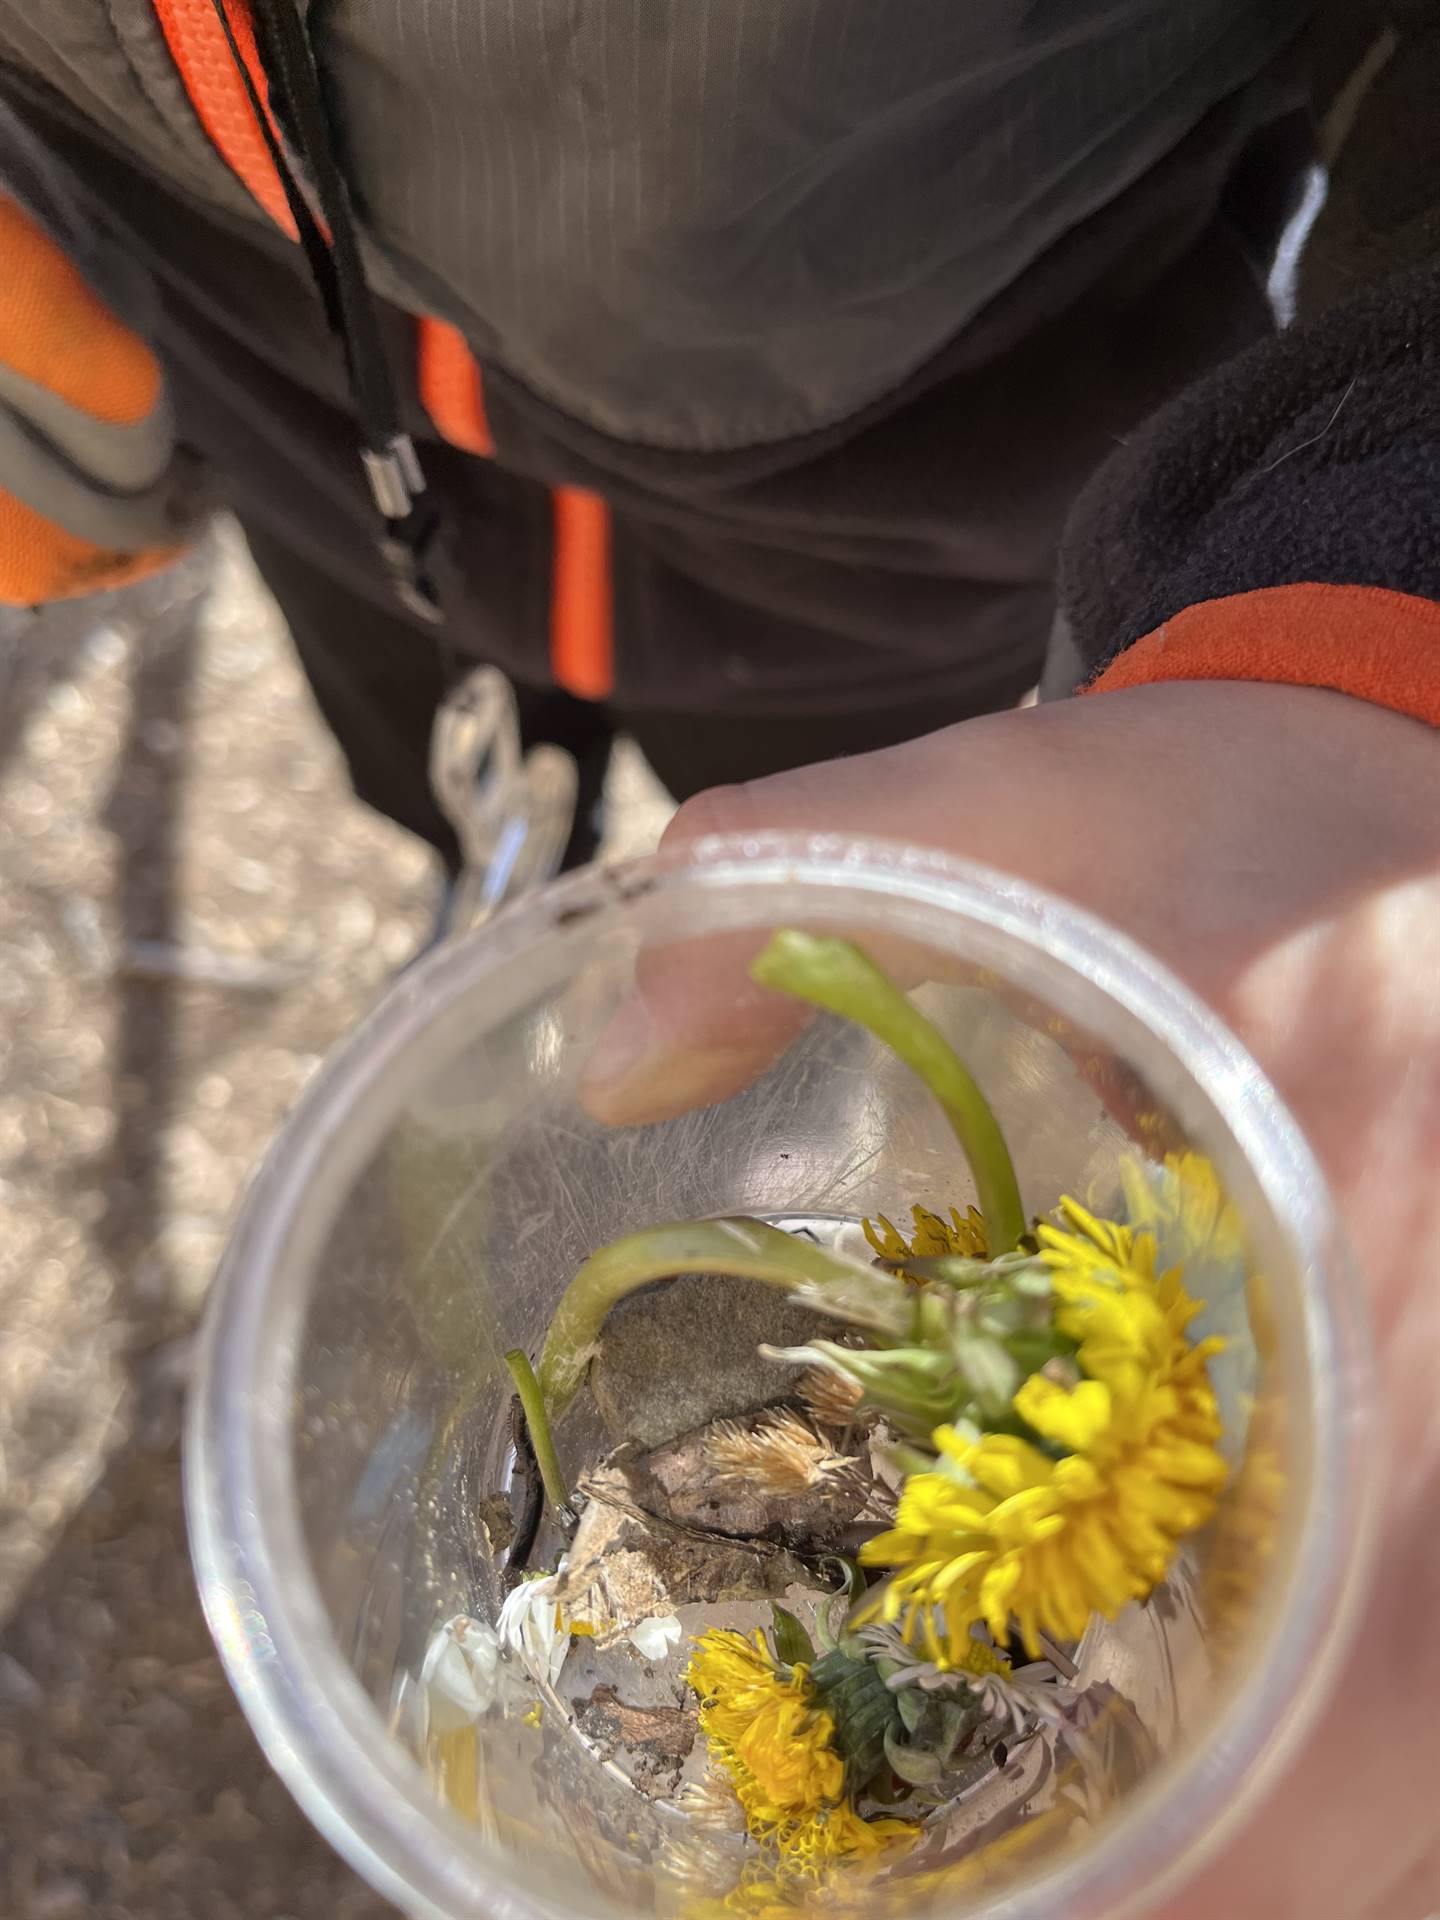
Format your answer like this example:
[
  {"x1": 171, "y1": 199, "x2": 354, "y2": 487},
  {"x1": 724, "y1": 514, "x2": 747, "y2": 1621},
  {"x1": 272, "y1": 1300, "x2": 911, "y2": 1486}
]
[{"x1": 589, "y1": 1271, "x2": 830, "y2": 1451}]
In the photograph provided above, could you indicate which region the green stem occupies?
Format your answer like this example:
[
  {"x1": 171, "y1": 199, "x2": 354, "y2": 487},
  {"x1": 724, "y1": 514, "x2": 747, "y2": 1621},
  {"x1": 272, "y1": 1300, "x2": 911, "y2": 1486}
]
[
  {"x1": 750, "y1": 930, "x2": 1026, "y2": 1255},
  {"x1": 536, "y1": 1217, "x2": 879, "y2": 1419},
  {"x1": 504, "y1": 1348, "x2": 571, "y2": 1515}
]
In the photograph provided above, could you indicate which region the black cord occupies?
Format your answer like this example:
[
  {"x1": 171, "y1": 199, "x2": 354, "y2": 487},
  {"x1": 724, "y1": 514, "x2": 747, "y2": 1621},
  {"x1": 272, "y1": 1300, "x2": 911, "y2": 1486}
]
[
  {"x1": 248, "y1": 0, "x2": 402, "y2": 442},
  {"x1": 205, "y1": 0, "x2": 341, "y2": 338},
  {"x1": 207, "y1": 0, "x2": 444, "y2": 621}
]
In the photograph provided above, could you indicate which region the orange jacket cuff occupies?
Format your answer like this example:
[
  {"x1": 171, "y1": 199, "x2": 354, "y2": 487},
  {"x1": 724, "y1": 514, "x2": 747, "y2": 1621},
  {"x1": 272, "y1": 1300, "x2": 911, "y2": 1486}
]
[{"x1": 1083, "y1": 583, "x2": 1440, "y2": 727}]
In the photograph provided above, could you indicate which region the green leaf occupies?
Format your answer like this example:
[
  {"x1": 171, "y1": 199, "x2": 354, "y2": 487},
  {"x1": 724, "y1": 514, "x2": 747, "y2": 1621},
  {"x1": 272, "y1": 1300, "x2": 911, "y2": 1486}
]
[
  {"x1": 820, "y1": 1556, "x2": 866, "y2": 1607},
  {"x1": 876, "y1": 1438, "x2": 945, "y2": 1480},
  {"x1": 816, "y1": 1589, "x2": 861, "y2": 1656},
  {"x1": 975, "y1": 1295, "x2": 1030, "y2": 1339},
  {"x1": 884, "y1": 1727, "x2": 944, "y2": 1786},
  {"x1": 953, "y1": 1335, "x2": 1022, "y2": 1417},
  {"x1": 1004, "y1": 1332, "x2": 1077, "y2": 1374},
  {"x1": 884, "y1": 1254, "x2": 994, "y2": 1288},
  {"x1": 933, "y1": 1699, "x2": 973, "y2": 1763},
  {"x1": 782, "y1": 1269, "x2": 924, "y2": 1343},
  {"x1": 770, "y1": 1604, "x2": 815, "y2": 1670},
  {"x1": 895, "y1": 1686, "x2": 926, "y2": 1734},
  {"x1": 1011, "y1": 1264, "x2": 1054, "y2": 1298},
  {"x1": 749, "y1": 932, "x2": 1026, "y2": 1254},
  {"x1": 803, "y1": 1343, "x2": 965, "y2": 1439}
]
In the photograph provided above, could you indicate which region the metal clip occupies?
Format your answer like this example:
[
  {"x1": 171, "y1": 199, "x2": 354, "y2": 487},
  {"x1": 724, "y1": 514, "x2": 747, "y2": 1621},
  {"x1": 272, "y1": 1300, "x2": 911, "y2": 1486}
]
[
  {"x1": 428, "y1": 666, "x2": 578, "y2": 937},
  {"x1": 361, "y1": 432, "x2": 425, "y2": 519},
  {"x1": 364, "y1": 433, "x2": 444, "y2": 622},
  {"x1": 378, "y1": 525, "x2": 443, "y2": 625}
]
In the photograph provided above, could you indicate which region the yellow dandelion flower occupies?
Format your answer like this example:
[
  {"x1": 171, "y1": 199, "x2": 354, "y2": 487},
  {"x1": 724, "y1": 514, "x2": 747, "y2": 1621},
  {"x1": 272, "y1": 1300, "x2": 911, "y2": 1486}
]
[
  {"x1": 954, "y1": 1632, "x2": 1011, "y2": 1680},
  {"x1": 863, "y1": 1203, "x2": 987, "y2": 1264},
  {"x1": 857, "y1": 1201, "x2": 1227, "y2": 1661},
  {"x1": 687, "y1": 1630, "x2": 843, "y2": 1833},
  {"x1": 1118, "y1": 1151, "x2": 1245, "y2": 1269},
  {"x1": 686, "y1": 1631, "x2": 918, "y2": 1870},
  {"x1": 778, "y1": 1799, "x2": 917, "y2": 1877}
]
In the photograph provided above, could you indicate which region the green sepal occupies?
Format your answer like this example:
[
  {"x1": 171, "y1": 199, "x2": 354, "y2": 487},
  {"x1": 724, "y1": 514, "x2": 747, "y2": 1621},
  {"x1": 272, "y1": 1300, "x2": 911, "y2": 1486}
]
[
  {"x1": 808, "y1": 1648, "x2": 904, "y2": 1794},
  {"x1": 770, "y1": 1604, "x2": 816, "y2": 1670},
  {"x1": 895, "y1": 1686, "x2": 926, "y2": 1735},
  {"x1": 884, "y1": 1727, "x2": 944, "y2": 1786}
]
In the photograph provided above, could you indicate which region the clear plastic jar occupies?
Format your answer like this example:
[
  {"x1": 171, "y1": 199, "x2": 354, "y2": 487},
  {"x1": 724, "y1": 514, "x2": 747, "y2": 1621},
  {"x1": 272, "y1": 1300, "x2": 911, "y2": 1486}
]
[{"x1": 186, "y1": 833, "x2": 1374, "y2": 1919}]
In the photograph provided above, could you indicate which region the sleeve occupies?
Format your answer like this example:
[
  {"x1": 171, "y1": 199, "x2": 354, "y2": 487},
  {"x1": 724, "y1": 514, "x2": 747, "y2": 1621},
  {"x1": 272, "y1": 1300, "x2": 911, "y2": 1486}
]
[
  {"x1": 0, "y1": 180, "x2": 207, "y2": 607},
  {"x1": 1056, "y1": 255, "x2": 1440, "y2": 726}
]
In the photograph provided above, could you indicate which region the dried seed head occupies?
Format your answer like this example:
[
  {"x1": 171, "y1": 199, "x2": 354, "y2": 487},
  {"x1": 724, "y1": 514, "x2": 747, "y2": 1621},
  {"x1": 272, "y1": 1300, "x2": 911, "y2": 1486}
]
[
  {"x1": 708, "y1": 1408, "x2": 858, "y2": 1497},
  {"x1": 796, "y1": 1365, "x2": 866, "y2": 1430}
]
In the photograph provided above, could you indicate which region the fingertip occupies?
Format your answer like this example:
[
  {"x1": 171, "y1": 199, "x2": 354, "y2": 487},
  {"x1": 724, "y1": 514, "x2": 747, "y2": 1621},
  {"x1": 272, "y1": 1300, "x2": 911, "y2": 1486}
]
[
  {"x1": 577, "y1": 943, "x2": 813, "y2": 1126},
  {"x1": 578, "y1": 1035, "x2": 784, "y2": 1127}
]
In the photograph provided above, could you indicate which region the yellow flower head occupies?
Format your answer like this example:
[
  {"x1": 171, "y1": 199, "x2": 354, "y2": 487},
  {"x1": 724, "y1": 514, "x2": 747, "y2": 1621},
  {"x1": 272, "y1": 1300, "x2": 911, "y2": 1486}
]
[
  {"x1": 687, "y1": 1630, "x2": 843, "y2": 1834},
  {"x1": 686, "y1": 1631, "x2": 918, "y2": 1873},
  {"x1": 954, "y1": 1632, "x2": 1011, "y2": 1680},
  {"x1": 779, "y1": 1799, "x2": 918, "y2": 1878},
  {"x1": 863, "y1": 1203, "x2": 986, "y2": 1264},
  {"x1": 858, "y1": 1200, "x2": 1227, "y2": 1661},
  {"x1": 681, "y1": 1810, "x2": 915, "y2": 1920},
  {"x1": 1118, "y1": 1152, "x2": 1244, "y2": 1270}
]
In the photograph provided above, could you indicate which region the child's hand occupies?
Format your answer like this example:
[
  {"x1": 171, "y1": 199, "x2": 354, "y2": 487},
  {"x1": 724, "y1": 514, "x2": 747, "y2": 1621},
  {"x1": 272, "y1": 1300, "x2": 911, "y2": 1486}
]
[{"x1": 584, "y1": 680, "x2": 1440, "y2": 1918}]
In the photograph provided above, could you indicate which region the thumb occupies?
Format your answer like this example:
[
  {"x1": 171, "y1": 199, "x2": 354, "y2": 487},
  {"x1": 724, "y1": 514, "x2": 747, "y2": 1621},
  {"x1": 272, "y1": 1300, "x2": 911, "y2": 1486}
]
[
  {"x1": 577, "y1": 744, "x2": 1154, "y2": 1133},
  {"x1": 579, "y1": 788, "x2": 815, "y2": 1125}
]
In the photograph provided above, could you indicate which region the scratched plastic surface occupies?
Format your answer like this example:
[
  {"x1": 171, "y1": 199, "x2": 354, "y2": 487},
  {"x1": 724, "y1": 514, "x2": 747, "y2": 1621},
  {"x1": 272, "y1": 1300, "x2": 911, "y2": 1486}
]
[{"x1": 188, "y1": 835, "x2": 1368, "y2": 1920}]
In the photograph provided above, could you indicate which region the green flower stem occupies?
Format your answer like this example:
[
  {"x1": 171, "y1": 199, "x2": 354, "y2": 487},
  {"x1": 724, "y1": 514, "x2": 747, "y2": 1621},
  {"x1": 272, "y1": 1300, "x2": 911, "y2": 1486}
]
[
  {"x1": 750, "y1": 930, "x2": 1026, "y2": 1255},
  {"x1": 504, "y1": 1348, "x2": 570, "y2": 1515},
  {"x1": 536, "y1": 1217, "x2": 879, "y2": 1419}
]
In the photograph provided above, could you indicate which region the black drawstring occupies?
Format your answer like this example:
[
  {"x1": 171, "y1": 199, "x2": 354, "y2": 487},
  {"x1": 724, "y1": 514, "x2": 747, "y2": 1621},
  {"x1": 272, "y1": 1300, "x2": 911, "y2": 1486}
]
[{"x1": 210, "y1": 0, "x2": 444, "y2": 623}]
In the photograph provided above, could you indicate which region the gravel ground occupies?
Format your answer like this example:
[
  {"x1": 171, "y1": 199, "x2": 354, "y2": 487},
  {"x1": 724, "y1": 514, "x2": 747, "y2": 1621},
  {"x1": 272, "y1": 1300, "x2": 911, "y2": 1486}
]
[{"x1": 0, "y1": 523, "x2": 671, "y2": 1919}]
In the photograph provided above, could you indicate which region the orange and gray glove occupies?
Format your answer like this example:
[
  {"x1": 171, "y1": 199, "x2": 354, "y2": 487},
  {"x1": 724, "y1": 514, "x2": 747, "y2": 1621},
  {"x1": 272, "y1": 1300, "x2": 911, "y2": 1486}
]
[{"x1": 0, "y1": 188, "x2": 204, "y2": 606}]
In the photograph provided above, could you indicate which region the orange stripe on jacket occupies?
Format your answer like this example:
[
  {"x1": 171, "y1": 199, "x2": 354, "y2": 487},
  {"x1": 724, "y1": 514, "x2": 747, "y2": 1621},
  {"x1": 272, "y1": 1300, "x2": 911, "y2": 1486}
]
[
  {"x1": 416, "y1": 318, "x2": 493, "y2": 457},
  {"x1": 0, "y1": 487, "x2": 180, "y2": 606},
  {"x1": 550, "y1": 487, "x2": 614, "y2": 701},
  {"x1": 152, "y1": 0, "x2": 297, "y2": 237},
  {"x1": 1085, "y1": 583, "x2": 1440, "y2": 728},
  {"x1": 0, "y1": 196, "x2": 162, "y2": 424}
]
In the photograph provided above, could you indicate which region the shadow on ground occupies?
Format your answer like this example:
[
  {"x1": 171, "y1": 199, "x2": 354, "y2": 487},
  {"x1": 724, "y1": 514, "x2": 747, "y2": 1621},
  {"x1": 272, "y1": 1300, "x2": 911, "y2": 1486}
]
[
  {"x1": 0, "y1": 523, "x2": 672, "y2": 1918},
  {"x1": 0, "y1": 532, "x2": 427, "y2": 1918}
]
